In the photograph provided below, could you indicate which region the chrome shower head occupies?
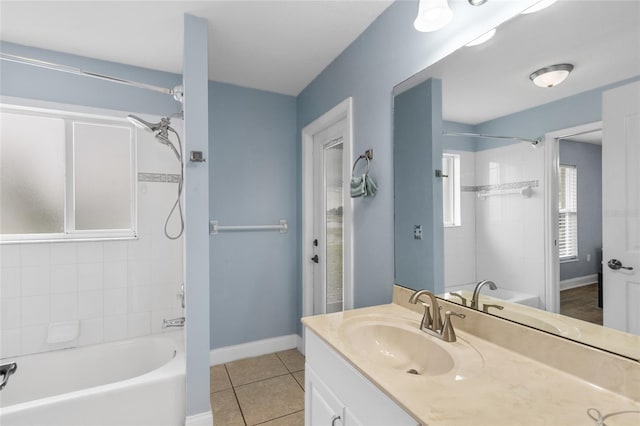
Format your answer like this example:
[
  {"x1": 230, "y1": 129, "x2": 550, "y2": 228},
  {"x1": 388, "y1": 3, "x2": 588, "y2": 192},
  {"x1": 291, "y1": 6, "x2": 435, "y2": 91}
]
[{"x1": 126, "y1": 114, "x2": 165, "y2": 133}]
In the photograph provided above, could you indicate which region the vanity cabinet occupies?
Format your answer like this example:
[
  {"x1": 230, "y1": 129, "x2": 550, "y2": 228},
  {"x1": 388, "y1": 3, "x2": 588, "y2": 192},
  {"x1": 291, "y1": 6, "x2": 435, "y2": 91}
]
[{"x1": 304, "y1": 328, "x2": 419, "y2": 426}]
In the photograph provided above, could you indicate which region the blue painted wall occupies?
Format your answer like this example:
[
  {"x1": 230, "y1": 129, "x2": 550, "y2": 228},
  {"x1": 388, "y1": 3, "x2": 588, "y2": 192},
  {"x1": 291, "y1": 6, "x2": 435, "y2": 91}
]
[
  {"x1": 183, "y1": 14, "x2": 211, "y2": 417},
  {"x1": 559, "y1": 141, "x2": 602, "y2": 281},
  {"x1": 0, "y1": 42, "x2": 181, "y2": 116},
  {"x1": 208, "y1": 82, "x2": 297, "y2": 349},
  {"x1": 474, "y1": 76, "x2": 640, "y2": 150},
  {"x1": 393, "y1": 79, "x2": 443, "y2": 293},
  {"x1": 296, "y1": 0, "x2": 535, "y2": 320},
  {"x1": 443, "y1": 121, "x2": 476, "y2": 152}
]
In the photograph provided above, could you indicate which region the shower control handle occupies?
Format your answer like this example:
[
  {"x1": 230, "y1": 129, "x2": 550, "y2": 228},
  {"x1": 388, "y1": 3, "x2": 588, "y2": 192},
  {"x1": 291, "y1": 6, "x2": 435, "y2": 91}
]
[{"x1": 607, "y1": 259, "x2": 633, "y2": 271}]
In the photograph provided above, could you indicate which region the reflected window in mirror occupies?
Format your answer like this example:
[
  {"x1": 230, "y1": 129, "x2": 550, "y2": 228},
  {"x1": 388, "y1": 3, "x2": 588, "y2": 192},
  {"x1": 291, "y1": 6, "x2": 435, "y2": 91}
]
[
  {"x1": 559, "y1": 164, "x2": 578, "y2": 262},
  {"x1": 442, "y1": 153, "x2": 460, "y2": 227}
]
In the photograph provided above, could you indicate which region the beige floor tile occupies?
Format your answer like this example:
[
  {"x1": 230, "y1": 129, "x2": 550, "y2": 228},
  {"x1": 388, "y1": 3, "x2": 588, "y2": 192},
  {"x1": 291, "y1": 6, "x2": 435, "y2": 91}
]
[
  {"x1": 235, "y1": 375, "x2": 304, "y2": 425},
  {"x1": 211, "y1": 364, "x2": 232, "y2": 393},
  {"x1": 292, "y1": 371, "x2": 305, "y2": 390},
  {"x1": 211, "y1": 389, "x2": 245, "y2": 426},
  {"x1": 276, "y1": 349, "x2": 305, "y2": 373},
  {"x1": 256, "y1": 410, "x2": 304, "y2": 426},
  {"x1": 226, "y1": 353, "x2": 289, "y2": 387}
]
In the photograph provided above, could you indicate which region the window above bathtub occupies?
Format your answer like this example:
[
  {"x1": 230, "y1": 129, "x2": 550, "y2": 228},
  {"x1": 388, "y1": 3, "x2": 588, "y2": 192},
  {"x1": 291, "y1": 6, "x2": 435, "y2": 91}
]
[
  {"x1": 0, "y1": 104, "x2": 137, "y2": 243},
  {"x1": 442, "y1": 153, "x2": 461, "y2": 227}
]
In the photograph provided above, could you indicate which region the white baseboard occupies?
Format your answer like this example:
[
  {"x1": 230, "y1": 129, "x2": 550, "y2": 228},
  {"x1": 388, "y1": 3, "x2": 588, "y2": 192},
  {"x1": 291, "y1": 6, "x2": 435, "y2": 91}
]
[
  {"x1": 210, "y1": 334, "x2": 299, "y2": 366},
  {"x1": 185, "y1": 410, "x2": 213, "y2": 426},
  {"x1": 560, "y1": 274, "x2": 598, "y2": 291},
  {"x1": 296, "y1": 332, "x2": 304, "y2": 356}
]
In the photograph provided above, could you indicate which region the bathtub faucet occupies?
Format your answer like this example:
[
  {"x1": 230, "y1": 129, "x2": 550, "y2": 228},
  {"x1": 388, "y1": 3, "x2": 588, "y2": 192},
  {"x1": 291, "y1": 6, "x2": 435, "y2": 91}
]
[
  {"x1": 162, "y1": 317, "x2": 185, "y2": 328},
  {"x1": 0, "y1": 362, "x2": 17, "y2": 390}
]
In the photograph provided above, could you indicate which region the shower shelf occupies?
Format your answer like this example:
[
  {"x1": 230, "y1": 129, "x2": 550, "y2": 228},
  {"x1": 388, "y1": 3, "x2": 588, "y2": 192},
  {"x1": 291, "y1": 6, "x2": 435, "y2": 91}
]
[{"x1": 477, "y1": 186, "x2": 533, "y2": 199}]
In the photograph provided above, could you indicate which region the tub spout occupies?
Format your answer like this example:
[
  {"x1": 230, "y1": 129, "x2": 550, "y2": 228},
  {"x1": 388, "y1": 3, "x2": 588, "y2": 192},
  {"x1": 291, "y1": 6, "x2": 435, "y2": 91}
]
[
  {"x1": 162, "y1": 317, "x2": 185, "y2": 328},
  {"x1": 0, "y1": 362, "x2": 17, "y2": 390}
]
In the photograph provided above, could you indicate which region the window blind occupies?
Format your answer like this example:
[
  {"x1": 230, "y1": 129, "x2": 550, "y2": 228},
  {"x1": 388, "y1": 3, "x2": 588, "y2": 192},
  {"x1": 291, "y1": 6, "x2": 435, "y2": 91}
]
[{"x1": 559, "y1": 165, "x2": 578, "y2": 260}]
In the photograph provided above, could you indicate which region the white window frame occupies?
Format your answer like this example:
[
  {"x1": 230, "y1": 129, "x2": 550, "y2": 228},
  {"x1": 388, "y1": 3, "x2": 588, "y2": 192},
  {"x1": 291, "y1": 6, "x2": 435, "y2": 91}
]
[
  {"x1": 442, "y1": 153, "x2": 461, "y2": 227},
  {"x1": 558, "y1": 164, "x2": 578, "y2": 262},
  {"x1": 1, "y1": 103, "x2": 138, "y2": 243}
]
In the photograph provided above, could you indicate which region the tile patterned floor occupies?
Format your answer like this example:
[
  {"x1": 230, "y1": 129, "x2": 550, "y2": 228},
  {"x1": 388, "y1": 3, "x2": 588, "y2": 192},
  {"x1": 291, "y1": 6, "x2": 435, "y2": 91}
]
[{"x1": 210, "y1": 349, "x2": 305, "y2": 426}]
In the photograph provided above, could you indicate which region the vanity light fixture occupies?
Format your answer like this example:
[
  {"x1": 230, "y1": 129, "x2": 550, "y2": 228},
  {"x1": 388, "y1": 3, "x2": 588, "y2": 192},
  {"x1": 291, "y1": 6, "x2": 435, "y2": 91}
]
[
  {"x1": 529, "y1": 64, "x2": 574, "y2": 88},
  {"x1": 521, "y1": 0, "x2": 557, "y2": 15},
  {"x1": 414, "y1": 0, "x2": 453, "y2": 32},
  {"x1": 468, "y1": 0, "x2": 488, "y2": 5},
  {"x1": 465, "y1": 28, "x2": 496, "y2": 47}
]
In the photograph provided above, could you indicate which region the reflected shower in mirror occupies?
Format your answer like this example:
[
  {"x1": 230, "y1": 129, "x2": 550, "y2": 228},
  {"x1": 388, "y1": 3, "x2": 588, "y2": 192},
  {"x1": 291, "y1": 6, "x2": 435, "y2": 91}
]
[{"x1": 393, "y1": 0, "x2": 640, "y2": 360}]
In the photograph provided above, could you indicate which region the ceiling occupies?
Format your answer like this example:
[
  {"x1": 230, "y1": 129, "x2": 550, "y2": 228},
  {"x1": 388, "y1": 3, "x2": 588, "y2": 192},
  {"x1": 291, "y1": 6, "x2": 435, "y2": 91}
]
[
  {"x1": 397, "y1": 0, "x2": 640, "y2": 125},
  {"x1": 0, "y1": 0, "x2": 393, "y2": 96}
]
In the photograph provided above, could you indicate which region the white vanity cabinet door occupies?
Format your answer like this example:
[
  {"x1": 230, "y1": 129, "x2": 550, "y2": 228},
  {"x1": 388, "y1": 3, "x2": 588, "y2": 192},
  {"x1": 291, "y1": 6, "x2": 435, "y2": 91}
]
[
  {"x1": 304, "y1": 328, "x2": 419, "y2": 426},
  {"x1": 306, "y1": 366, "x2": 345, "y2": 426}
]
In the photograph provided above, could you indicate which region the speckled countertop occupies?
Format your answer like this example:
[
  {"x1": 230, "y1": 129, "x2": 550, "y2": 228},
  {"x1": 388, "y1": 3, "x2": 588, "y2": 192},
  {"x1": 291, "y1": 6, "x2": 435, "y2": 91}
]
[{"x1": 302, "y1": 302, "x2": 640, "y2": 426}]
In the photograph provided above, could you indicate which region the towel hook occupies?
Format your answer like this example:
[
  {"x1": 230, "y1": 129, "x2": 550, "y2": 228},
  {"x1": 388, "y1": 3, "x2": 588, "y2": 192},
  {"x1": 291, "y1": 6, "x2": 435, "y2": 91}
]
[{"x1": 352, "y1": 149, "x2": 373, "y2": 174}]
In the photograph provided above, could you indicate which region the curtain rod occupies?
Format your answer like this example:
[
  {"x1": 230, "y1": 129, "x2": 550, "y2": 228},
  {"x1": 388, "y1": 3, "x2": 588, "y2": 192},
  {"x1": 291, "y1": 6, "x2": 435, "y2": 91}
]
[
  {"x1": 0, "y1": 52, "x2": 183, "y2": 102},
  {"x1": 444, "y1": 131, "x2": 540, "y2": 146}
]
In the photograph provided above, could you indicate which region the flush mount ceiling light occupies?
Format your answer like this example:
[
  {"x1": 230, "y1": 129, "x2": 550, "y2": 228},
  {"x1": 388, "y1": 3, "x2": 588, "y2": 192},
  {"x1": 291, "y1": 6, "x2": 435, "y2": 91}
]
[
  {"x1": 468, "y1": 0, "x2": 488, "y2": 5},
  {"x1": 414, "y1": 0, "x2": 453, "y2": 32},
  {"x1": 465, "y1": 28, "x2": 496, "y2": 47},
  {"x1": 529, "y1": 64, "x2": 574, "y2": 88},
  {"x1": 521, "y1": 0, "x2": 557, "y2": 14}
]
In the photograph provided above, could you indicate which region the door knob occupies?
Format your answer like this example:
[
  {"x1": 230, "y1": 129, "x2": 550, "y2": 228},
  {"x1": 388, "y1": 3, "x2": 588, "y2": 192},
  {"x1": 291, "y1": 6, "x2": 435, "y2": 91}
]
[
  {"x1": 607, "y1": 259, "x2": 633, "y2": 271},
  {"x1": 311, "y1": 254, "x2": 319, "y2": 263}
]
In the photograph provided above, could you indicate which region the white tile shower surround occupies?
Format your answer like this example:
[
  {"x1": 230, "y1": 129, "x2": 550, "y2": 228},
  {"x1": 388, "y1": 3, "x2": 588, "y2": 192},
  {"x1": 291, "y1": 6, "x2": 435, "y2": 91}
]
[
  {"x1": 444, "y1": 144, "x2": 545, "y2": 304},
  {"x1": 0, "y1": 125, "x2": 184, "y2": 359}
]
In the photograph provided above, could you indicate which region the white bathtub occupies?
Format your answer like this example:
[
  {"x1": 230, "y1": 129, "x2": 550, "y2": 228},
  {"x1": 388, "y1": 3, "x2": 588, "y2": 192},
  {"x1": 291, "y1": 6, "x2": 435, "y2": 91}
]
[
  {"x1": 0, "y1": 331, "x2": 185, "y2": 426},
  {"x1": 444, "y1": 284, "x2": 540, "y2": 308}
]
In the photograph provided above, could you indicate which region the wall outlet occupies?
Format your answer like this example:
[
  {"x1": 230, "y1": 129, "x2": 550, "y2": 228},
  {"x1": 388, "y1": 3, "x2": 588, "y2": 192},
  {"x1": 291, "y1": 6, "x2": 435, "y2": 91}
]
[{"x1": 414, "y1": 225, "x2": 422, "y2": 240}]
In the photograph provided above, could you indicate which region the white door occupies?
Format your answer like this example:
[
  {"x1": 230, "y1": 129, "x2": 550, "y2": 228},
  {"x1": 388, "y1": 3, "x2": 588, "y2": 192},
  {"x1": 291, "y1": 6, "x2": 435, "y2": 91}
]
[
  {"x1": 602, "y1": 81, "x2": 640, "y2": 333},
  {"x1": 311, "y1": 121, "x2": 346, "y2": 314},
  {"x1": 302, "y1": 98, "x2": 353, "y2": 322}
]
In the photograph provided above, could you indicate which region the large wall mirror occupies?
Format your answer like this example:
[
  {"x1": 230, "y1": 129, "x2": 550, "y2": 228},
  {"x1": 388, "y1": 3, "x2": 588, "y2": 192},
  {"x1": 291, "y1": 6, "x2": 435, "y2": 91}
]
[{"x1": 393, "y1": 0, "x2": 640, "y2": 361}]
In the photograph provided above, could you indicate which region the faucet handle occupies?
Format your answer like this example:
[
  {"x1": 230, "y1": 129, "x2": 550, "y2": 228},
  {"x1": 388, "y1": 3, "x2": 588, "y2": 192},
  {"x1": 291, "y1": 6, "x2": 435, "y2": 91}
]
[
  {"x1": 448, "y1": 292, "x2": 467, "y2": 306},
  {"x1": 441, "y1": 311, "x2": 466, "y2": 342},
  {"x1": 482, "y1": 304, "x2": 504, "y2": 314},
  {"x1": 419, "y1": 302, "x2": 433, "y2": 330}
]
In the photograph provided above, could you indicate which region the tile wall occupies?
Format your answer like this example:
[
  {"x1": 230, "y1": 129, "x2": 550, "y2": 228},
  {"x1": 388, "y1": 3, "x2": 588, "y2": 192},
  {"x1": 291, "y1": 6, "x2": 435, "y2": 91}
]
[
  {"x1": 474, "y1": 143, "x2": 545, "y2": 303},
  {"x1": 444, "y1": 150, "x2": 477, "y2": 289},
  {"x1": 444, "y1": 144, "x2": 545, "y2": 306},
  {"x1": 0, "y1": 119, "x2": 184, "y2": 358}
]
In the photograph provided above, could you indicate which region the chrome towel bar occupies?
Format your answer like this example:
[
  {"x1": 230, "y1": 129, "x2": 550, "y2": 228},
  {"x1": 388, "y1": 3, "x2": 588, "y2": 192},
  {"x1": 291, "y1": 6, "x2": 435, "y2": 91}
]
[{"x1": 209, "y1": 219, "x2": 288, "y2": 235}]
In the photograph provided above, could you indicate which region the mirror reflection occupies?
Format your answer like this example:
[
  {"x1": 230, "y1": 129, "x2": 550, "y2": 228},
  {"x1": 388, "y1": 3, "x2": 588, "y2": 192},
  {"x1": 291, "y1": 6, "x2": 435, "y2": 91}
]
[{"x1": 393, "y1": 0, "x2": 640, "y2": 360}]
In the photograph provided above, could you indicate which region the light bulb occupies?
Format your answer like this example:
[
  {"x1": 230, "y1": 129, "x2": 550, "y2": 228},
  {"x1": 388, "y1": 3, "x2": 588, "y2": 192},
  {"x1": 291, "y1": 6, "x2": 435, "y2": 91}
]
[{"x1": 414, "y1": 0, "x2": 454, "y2": 32}]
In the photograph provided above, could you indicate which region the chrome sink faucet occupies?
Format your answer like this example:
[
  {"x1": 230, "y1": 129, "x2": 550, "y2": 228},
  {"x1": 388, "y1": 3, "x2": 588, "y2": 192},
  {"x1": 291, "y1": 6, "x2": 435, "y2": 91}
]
[
  {"x1": 470, "y1": 280, "x2": 497, "y2": 309},
  {"x1": 409, "y1": 290, "x2": 465, "y2": 342}
]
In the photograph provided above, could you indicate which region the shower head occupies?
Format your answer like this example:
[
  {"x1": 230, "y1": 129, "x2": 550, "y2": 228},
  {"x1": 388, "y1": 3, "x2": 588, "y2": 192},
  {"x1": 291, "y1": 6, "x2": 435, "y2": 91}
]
[
  {"x1": 127, "y1": 114, "x2": 181, "y2": 161},
  {"x1": 127, "y1": 115, "x2": 168, "y2": 133}
]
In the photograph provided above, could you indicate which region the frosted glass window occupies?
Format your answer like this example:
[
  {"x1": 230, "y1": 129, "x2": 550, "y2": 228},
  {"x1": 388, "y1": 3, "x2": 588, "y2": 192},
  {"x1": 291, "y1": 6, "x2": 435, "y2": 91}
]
[
  {"x1": 74, "y1": 123, "x2": 132, "y2": 230},
  {"x1": 325, "y1": 142, "x2": 343, "y2": 314},
  {"x1": 0, "y1": 112, "x2": 65, "y2": 234},
  {"x1": 1, "y1": 106, "x2": 135, "y2": 241},
  {"x1": 442, "y1": 153, "x2": 461, "y2": 227}
]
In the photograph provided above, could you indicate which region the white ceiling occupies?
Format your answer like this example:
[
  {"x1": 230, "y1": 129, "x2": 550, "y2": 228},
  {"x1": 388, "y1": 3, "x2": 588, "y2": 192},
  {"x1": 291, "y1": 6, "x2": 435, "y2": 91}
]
[
  {"x1": 0, "y1": 0, "x2": 393, "y2": 96},
  {"x1": 397, "y1": 0, "x2": 640, "y2": 125}
]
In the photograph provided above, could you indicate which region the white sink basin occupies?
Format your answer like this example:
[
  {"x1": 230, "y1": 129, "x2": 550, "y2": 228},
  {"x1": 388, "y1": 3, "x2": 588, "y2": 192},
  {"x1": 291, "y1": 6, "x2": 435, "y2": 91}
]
[{"x1": 338, "y1": 315, "x2": 483, "y2": 379}]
